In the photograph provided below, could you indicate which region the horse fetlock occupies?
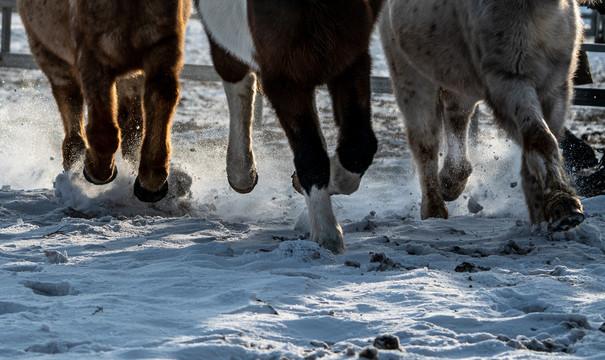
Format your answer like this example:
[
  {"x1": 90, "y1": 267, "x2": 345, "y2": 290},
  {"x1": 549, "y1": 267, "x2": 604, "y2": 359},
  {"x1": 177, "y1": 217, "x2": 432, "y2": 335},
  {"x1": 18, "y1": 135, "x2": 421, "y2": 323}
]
[
  {"x1": 544, "y1": 190, "x2": 584, "y2": 232},
  {"x1": 328, "y1": 155, "x2": 362, "y2": 195},
  {"x1": 312, "y1": 226, "x2": 346, "y2": 255},
  {"x1": 420, "y1": 193, "x2": 448, "y2": 220},
  {"x1": 120, "y1": 139, "x2": 142, "y2": 165},
  {"x1": 62, "y1": 136, "x2": 86, "y2": 171},
  {"x1": 305, "y1": 186, "x2": 346, "y2": 254},
  {"x1": 439, "y1": 159, "x2": 472, "y2": 201}
]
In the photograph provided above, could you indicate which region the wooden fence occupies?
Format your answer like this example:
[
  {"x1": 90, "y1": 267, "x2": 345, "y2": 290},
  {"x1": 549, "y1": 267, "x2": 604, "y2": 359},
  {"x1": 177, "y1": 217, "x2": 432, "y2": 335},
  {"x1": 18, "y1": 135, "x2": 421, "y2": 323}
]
[{"x1": 2, "y1": 0, "x2": 605, "y2": 107}]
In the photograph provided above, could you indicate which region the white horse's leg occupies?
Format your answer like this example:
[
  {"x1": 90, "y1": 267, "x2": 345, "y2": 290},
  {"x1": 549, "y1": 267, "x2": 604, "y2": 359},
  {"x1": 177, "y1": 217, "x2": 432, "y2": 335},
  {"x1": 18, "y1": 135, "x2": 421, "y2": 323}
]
[
  {"x1": 223, "y1": 71, "x2": 258, "y2": 193},
  {"x1": 439, "y1": 92, "x2": 477, "y2": 201},
  {"x1": 485, "y1": 74, "x2": 583, "y2": 230},
  {"x1": 380, "y1": 16, "x2": 447, "y2": 220},
  {"x1": 305, "y1": 186, "x2": 345, "y2": 253}
]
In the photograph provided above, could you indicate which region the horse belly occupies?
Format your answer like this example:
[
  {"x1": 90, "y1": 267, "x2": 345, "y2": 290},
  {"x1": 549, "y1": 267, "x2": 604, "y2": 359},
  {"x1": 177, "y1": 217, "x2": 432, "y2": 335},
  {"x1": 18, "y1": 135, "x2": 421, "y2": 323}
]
[
  {"x1": 197, "y1": 1, "x2": 257, "y2": 69},
  {"x1": 387, "y1": 0, "x2": 482, "y2": 97}
]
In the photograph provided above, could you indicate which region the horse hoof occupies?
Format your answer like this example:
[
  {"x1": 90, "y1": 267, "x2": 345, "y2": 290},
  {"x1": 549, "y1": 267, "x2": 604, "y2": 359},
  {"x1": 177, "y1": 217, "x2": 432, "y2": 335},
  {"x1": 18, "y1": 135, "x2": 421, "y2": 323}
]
[
  {"x1": 545, "y1": 193, "x2": 585, "y2": 232},
  {"x1": 83, "y1": 165, "x2": 117, "y2": 185},
  {"x1": 548, "y1": 209, "x2": 585, "y2": 232},
  {"x1": 228, "y1": 172, "x2": 258, "y2": 194},
  {"x1": 134, "y1": 176, "x2": 169, "y2": 203},
  {"x1": 421, "y1": 194, "x2": 449, "y2": 220},
  {"x1": 292, "y1": 172, "x2": 303, "y2": 195},
  {"x1": 439, "y1": 161, "x2": 472, "y2": 202}
]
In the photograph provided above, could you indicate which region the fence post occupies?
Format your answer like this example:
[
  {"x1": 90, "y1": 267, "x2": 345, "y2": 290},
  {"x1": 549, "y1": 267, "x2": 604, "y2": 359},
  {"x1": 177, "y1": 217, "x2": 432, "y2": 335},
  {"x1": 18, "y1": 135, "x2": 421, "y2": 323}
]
[{"x1": 1, "y1": 7, "x2": 11, "y2": 53}]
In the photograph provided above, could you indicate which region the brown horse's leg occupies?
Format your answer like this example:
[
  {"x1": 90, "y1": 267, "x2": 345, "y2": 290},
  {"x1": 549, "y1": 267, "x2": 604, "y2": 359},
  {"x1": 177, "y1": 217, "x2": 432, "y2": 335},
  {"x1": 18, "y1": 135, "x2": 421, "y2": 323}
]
[
  {"x1": 76, "y1": 50, "x2": 120, "y2": 185},
  {"x1": 116, "y1": 74, "x2": 144, "y2": 165},
  {"x1": 26, "y1": 35, "x2": 86, "y2": 171},
  {"x1": 134, "y1": 40, "x2": 183, "y2": 202},
  {"x1": 262, "y1": 76, "x2": 345, "y2": 253},
  {"x1": 207, "y1": 35, "x2": 258, "y2": 194},
  {"x1": 326, "y1": 50, "x2": 377, "y2": 196}
]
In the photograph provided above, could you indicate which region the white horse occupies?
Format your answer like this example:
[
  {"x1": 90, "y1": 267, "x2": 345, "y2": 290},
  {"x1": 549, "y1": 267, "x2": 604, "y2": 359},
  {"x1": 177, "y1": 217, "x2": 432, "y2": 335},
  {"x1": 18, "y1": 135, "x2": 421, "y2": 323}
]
[
  {"x1": 380, "y1": 0, "x2": 587, "y2": 230},
  {"x1": 196, "y1": 1, "x2": 385, "y2": 253}
]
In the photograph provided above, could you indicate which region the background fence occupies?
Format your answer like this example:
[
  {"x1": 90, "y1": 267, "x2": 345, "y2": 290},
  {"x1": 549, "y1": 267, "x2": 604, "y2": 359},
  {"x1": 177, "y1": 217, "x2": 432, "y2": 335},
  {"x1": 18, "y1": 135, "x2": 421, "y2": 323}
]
[{"x1": 2, "y1": 0, "x2": 605, "y2": 107}]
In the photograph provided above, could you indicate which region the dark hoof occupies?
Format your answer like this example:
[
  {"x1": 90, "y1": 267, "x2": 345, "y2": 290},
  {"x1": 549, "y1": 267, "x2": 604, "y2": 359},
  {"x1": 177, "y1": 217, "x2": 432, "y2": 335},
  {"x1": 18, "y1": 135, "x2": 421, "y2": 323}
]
[
  {"x1": 441, "y1": 175, "x2": 468, "y2": 202},
  {"x1": 545, "y1": 193, "x2": 585, "y2": 232},
  {"x1": 291, "y1": 172, "x2": 303, "y2": 195},
  {"x1": 548, "y1": 209, "x2": 585, "y2": 232},
  {"x1": 83, "y1": 165, "x2": 117, "y2": 185},
  {"x1": 440, "y1": 162, "x2": 472, "y2": 202},
  {"x1": 134, "y1": 176, "x2": 168, "y2": 203},
  {"x1": 420, "y1": 194, "x2": 449, "y2": 220},
  {"x1": 228, "y1": 172, "x2": 258, "y2": 194}
]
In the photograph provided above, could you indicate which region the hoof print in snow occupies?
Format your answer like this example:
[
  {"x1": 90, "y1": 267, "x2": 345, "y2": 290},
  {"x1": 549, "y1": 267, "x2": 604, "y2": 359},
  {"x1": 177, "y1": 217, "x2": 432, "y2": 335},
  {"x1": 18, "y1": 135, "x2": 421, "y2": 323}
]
[
  {"x1": 368, "y1": 252, "x2": 407, "y2": 271},
  {"x1": 344, "y1": 260, "x2": 361, "y2": 268},
  {"x1": 44, "y1": 250, "x2": 68, "y2": 264},
  {"x1": 500, "y1": 240, "x2": 533, "y2": 255},
  {"x1": 358, "y1": 347, "x2": 378, "y2": 359},
  {"x1": 454, "y1": 262, "x2": 491, "y2": 273},
  {"x1": 21, "y1": 281, "x2": 76, "y2": 296},
  {"x1": 373, "y1": 334, "x2": 402, "y2": 351}
]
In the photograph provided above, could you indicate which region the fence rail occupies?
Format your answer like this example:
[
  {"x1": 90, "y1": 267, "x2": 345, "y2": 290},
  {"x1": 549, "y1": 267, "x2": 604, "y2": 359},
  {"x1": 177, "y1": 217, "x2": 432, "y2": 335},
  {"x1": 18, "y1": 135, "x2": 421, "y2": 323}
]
[{"x1": 2, "y1": 2, "x2": 605, "y2": 107}]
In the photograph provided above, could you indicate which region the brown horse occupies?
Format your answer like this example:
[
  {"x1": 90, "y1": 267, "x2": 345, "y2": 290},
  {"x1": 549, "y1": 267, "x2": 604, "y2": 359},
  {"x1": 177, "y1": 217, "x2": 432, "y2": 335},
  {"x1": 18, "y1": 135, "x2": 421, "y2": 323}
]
[
  {"x1": 380, "y1": 0, "x2": 586, "y2": 231},
  {"x1": 195, "y1": 0, "x2": 385, "y2": 253},
  {"x1": 18, "y1": 0, "x2": 191, "y2": 202}
]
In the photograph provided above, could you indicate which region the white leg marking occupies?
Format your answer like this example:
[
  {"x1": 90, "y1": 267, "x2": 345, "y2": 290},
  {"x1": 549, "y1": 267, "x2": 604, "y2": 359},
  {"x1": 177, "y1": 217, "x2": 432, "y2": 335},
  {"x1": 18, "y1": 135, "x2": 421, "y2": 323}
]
[
  {"x1": 305, "y1": 186, "x2": 345, "y2": 254},
  {"x1": 224, "y1": 72, "x2": 258, "y2": 193},
  {"x1": 328, "y1": 155, "x2": 362, "y2": 195}
]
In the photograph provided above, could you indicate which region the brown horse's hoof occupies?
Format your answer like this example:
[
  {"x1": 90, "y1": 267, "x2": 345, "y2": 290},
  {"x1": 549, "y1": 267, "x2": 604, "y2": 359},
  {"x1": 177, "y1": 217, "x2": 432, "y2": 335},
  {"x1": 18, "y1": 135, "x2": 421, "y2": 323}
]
[
  {"x1": 228, "y1": 172, "x2": 258, "y2": 194},
  {"x1": 83, "y1": 165, "x2": 117, "y2": 185},
  {"x1": 134, "y1": 176, "x2": 168, "y2": 203}
]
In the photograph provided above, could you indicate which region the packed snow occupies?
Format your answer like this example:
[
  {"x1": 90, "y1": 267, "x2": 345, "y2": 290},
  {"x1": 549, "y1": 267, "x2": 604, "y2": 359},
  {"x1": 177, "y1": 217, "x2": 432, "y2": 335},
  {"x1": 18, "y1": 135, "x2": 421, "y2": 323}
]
[{"x1": 1, "y1": 9, "x2": 605, "y2": 360}]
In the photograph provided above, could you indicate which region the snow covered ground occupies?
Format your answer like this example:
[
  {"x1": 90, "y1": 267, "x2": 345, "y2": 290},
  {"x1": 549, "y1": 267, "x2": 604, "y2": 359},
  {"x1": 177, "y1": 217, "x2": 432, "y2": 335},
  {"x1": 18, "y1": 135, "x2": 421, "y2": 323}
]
[{"x1": 1, "y1": 9, "x2": 605, "y2": 360}]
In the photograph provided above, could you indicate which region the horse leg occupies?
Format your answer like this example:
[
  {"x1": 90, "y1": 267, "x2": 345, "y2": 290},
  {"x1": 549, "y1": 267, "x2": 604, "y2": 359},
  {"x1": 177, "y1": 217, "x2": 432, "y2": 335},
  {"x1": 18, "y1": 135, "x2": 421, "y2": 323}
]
[
  {"x1": 116, "y1": 74, "x2": 144, "y2": 165},
  {"x1": 540, "y1": 83, "x2": 585, "y2": 231},
  {"x1": 486, "y1": 76, "x2": 583, "y2": 230},
  {"x1": 327, "y1": 51, "x2": 377, "y2": 196},
  {"x1": 26, "y1": 35, "x2": 86, "y2": 171},
  {"x1": 207, "y1": 35, "x2": 258, "y2": 194},
  {"x1": 381, "y1": 23, "x2": 447, "y2": 220},
  {"x1": 135, "y1": 40, "x2": 183, "y2": 202},
  {"x1": 439, "y1": 92, "x2": 476, "y2": 201},
  {"x1": 76, "y1": 51, "x2": 120, "y2": 185},
  {"x1": 262, "y1": 77, "x2": 344, "y2": 254}
]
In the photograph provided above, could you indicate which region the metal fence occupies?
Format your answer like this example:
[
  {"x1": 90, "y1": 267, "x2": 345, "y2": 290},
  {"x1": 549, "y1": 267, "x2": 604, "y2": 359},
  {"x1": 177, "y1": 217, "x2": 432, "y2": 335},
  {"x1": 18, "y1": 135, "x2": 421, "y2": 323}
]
[{"x1": 2, "y1": 0, "x2": 605, "y2": 107}]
